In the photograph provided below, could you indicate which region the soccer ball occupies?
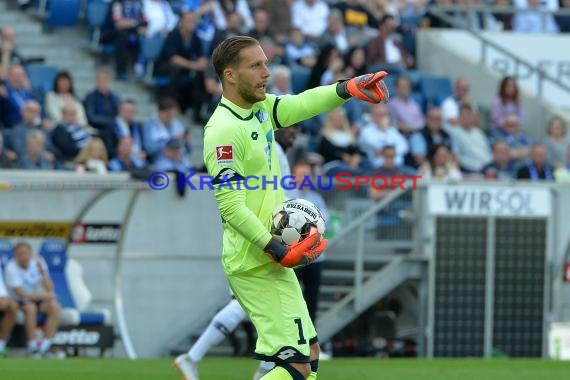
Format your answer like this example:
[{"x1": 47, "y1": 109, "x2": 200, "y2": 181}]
[{"x1": 271, "y1": 199, "x2": 326, "y2": 245}]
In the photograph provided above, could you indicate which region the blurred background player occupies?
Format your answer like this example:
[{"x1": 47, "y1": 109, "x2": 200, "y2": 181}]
[{"x1": 0, "y1": 263, "x2": 17, "y2": 357}]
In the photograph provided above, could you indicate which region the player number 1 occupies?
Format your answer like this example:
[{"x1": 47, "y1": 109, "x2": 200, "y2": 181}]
[{"x1": 294, "y1": 318, "x2": 306, "y2": 345}]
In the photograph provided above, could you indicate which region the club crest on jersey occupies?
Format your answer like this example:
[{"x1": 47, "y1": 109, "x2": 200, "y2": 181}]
[
  {"x1": 216, "y1": 145, "x2": 233, "y2": 164},
  {"x1": 255, "y1": 110, "x2": 268, "y2": 123}
]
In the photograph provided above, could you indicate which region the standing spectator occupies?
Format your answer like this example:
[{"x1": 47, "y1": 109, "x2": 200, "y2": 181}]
[
  {"x1": 317, "y1": 107, "x2": 367, "y2": 175},
  {"x1": 18, "y1": 130, "x2": 54, "y2": 170},
  {"x1": 490, "y1": 113, "x2": 532, "y2": 163},
  {"x1": 388, "y1": 76, "x2": 425, "y2": 135},
  {"x1": 152, "y1": 138, "x2": 193, "y2": 172},
  {"x1": 447, "y1": 103, "x2": 492, "y2": 173},
  {"x1": 556, "y1": 0, "x2": 570, "y2": 32},
  {"x1": 516, "y1": 143, "x2": 554, "y2": 181},
  {"x1": 0, "y1": 26, "x2": 25, "y2": 81},
  {"x1": 142, "y1": 97, "x2": 187, "y2": 162},
  {"x1": 108, "y1": 136, "x2": 146, "y2": 172},
  {"x1": 0, "y1": 65, "x2": 35, "y2": 128},
  {"x1": 440, "y1": 76, "x2": 474, "y2": 127},
  {"x1": 112, "y1": 0, "x2": 147, "y2": 80},
  {"x1": 10, "y1": 100, "x2": 53, "y2": 160},
  {"x1": 489, "y1": 76, "x2": 523, "y2": 131},
  {"x1": 291, "y1": 0, "x2": 330, "y2": 40},
  {"x1": 285, "y1": 28, "x2": 317, "y2": 68},
  {"x1": 0, "y1": 134, "x2": 15, "y2": 169},
  {"x1": 51, "y1": 104, "x2": 93, "y2": 165},
  {"x1": 157, "y1": 11, "x2": 208, "y2": 121},
  {"x1": 418, "y1": 144, "x2": 463, "y2": 181},
  {"x1": 513, "y1": 0, "x2": 559, "y2": 32},
  {"x1": 0, "y1": 265, "x2": 17, "y2": 357},
  {"x1": 84, "y1": 68, "x2": 121, "y2": 156},
  {"x1": 114, "y1": 99, "x2": 145, "y2": 161},
  {"x1": 367, "y1": 15, "x2": 414, "y2": 69},
  {"x1": 406, "y1": 107, "x2": 452, "y2": 168},
  {"x1": 73, "y1": 137, "x2": 109, "y2": 174},
  {"x1": 481, "y1": 140, "x2": 516, "y2": 180},
  {"x1": 543, "y1": 115, "x2": 569, "y2": 166},
  {"x1": 4, "y1": 242, "x2": 61, "y2": 358},
  {"x1": 45, "y1": 71, "x2": 88, "y2": 126},
  {"x1": 358, "y1": 103, "x2": 409, "y2": 169}
]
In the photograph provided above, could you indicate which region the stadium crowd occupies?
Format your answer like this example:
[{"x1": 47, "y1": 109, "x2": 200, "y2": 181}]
[{"x1": 0, "y1": 0, "x2": 569, "y2": 185}]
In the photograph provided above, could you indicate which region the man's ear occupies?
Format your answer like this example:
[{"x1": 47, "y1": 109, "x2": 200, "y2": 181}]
[{"x1": 224, "y1": 68, "x2": 236, "y2": 85}]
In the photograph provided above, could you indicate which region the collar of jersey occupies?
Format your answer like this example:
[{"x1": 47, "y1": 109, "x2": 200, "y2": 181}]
[{"x1": 219, "y1": 96, "x2": 254, "y2": 121}]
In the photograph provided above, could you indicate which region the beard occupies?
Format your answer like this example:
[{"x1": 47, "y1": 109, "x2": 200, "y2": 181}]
[{"x1": 237, "y1": 80, "x2": 265, "y2": 105}]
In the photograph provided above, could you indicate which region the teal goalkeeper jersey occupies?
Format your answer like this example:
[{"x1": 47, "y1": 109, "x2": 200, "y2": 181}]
[{"x1": 204, "y1": 83, "x2": 345, "y2": 275}]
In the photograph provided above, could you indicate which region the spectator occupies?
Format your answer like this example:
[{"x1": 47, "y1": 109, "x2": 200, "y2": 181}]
[
  {"x1": 307, "y1": 44, "x2": 341, "y2": 90},
  {"x1": 481, "y1": 140, "x2": 516, "y2": 180},
  {"x1": 321, "y1": 8, "x2": 350, "y2": 54},
  {"x1": 108, "y1": 136, "x2": 146, "y2": 172},
  {"x1": 152, "y1": 138, "x2": 193, "y2": 172},
  {"x1": 369, "y1": 145, "x2": 416, "y2": 200},
  {"x1": 0, "y1": 64, "x2": 35, "y2": 128},
  {"x1": 388, "y1": 76, "x2": 425, "y2": 135},
  {"x1": 543, "y1": 115, "x2": 569, "y2": 166},
  {"x1": 0, "y1": 134, "x2": 15, "y2": 169},
  {"x1": 424, "y1": 0, "x2": 455, "y2": 29},
  {"x1": 111, "y1": 0, "x2": 147, "y2": 80},
  {"x1": 291, "y1": 0, "x2": 330, "y2": 40},
  {"x1": 114, "y1": 99, "x2": 145, "y2": 161},
  {"x1": 266, "y1": 0, "x2": 293, "y2": 43},
  {"x1": 247, "y1": 8, "x2": 275, "y2": 41},
  {"x1": 202, "y1": 63, "x2": 223, "y2": 119},
  {"x1": 285, "y1": 28, "x2": 317, "y2": 68},
  {"x1": 84, "y1": 69, "x2": 121, "y2": 156},
  {"x1": 73, "y1": 137, "x2": 109, "y2": 174},
  {"x1": 440, "y1": 76, "x2": 475, "y2": 127},
  {"x1": 142, "y1": 97, "x2": 187, "y2": 162},
  {"x1": 10, "y1": 100, "x2": 53, "y2": 160},
  {"x1": 418, "y1": 144, "x2": 463, "y2": 181},
  {"x1": 489, "y1": 76, "x2": 523, "y2": 131},
  {"x1": 0, "y1": 265, "x2": 17, "y2": 357},
  {"x1": 492, "y1": 0, "x2": 514, "y2": 31},
  {"x1": 317, "y1": 107, "x2": 367, "y2": 175},
  {"x1": 4, "y1": 242, "x2": 61, "y2": 358},
  {"x1": 358, "y1": 103, "x2": 409, "y2": 169},
  {"x1": 45, "y1": 71, "x2": 89, "y2": 126},
  {"x1": 156, "y1": 11, "x2": 208, "y2": 121},
  {"x1": 490, "y1": 113, "x2": 532, "y2": 163},
  {"x1": 143, "y1": 0, "x2": 178, "y2": 38},
  {"x1": 18, "y1": 130, "x2": 54, "y2": 170},
  {"x1": 332, "y1": 0, "x2": 379, "y2": 34},
  {"x1": 513, "y1": 0, "x2": 559, "y2": 32},
  {"x1": 51, "y1": 104, "x2": 93, "y2": 165},
  {"x1": 447, "y1": 103, "x2": 492, "y2": 173},
  {"x1": 343, "y1": 46, "x2": 367, "y2": 78},
  {"x1": 556, "y1": 0, "x2": 570, "y2": 32},
  {"x1": 516, "y1": 143, "x2": 554, "y2": 181},
  {"x1": 367, "y1": 15, "x2": 414, "y2": 69},
  {"x1": 407, "y1": 107, "x2": 452, "y2": 168},
  {"x1": 0, "y1": 26, "x2": 25, "y2": 81},
  {"x1": 269, "y1": 65, "x2": 293, "y2": 96}
]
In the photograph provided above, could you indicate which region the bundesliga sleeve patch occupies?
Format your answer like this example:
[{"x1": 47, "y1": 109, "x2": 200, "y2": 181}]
[{"x1": 216, "y1": 145, "x2": 234, "y2": 164}]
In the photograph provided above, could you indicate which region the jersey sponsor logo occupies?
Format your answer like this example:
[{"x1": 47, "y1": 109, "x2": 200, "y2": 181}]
[
  {"x1": 216, "y1": 145, "x2": 233, "y2": 164},
  {"x1": 212, "y1": 168, "x2": 243, "y2": 185},
  {"x1": 255, "y1": 110, "x2": 268, "y2": 123},
  {"x1": 277, "y1": 348, "x2": 297, "y2": 361}
]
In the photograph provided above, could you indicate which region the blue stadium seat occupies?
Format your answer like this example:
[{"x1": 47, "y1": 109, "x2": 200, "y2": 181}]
[
  {"x1": 382, "y1": 75, "x2": 397, "y2": 98},
  {"x1": 39, "y1": 239, "x2": 107, "y2": 325},
  {"x1": 44, "y1": 0, "x2": 82, "y2": 28},
  {"x1": 419, "y1": 75, "x2": 453, "y2": 107},
  {"x1": 291, "y1": 65, "x2": 310, "y2": 94},
  {"x1": 26, "y1": 64, "x2": 58, "y2": 93},
  {"x1": 411, "y1": 92, "x2": 427, "y2": 114},
  {"x1": 86, "y1": 0, "x2": 115, "y2": 54},
  {"x1": 140, "y1": 35, "x2": 169, "y2": 87},
  {"x1": 0, "y1": 239, "x2": 13, "y2": 272}
]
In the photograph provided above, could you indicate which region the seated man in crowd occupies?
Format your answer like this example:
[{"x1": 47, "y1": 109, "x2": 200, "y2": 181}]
[
  {"x1": 152, "y1": 138, "x2": 193, "y2": 173},
  {"x1": 0, "y1": 64, "x2": 35, "y2": 128},
  {"x1": 481, "y1": 140, "x2": 516, "y2": 180},
  {"x1": 18, "y1": 130, "x2": 54, "y2": 170},
  {"x1": 10, "y1": 99, "x2": 53, "y2": 161},
  {"x1": 0, "y1": 265, "x2": 17, "y2": 357},
  {"x1": 108, "y1": 136, "x2": 146, "y2": 172},
  {"x1": 516, "y1": 143, "x2": 554, "y2": 181},
  {"x1": 4, "y1": 242, "x2": 61, "y2": 357},
  {"x1": 143, "y1": 97, "x2": 187, "y2": 163},
  {"x1": 406, "y1": 107, "x2": 452, "y2": 169},
  {"x1": 51, "y1": 104, "x2": 93, "y2": 166},
  {"x1": 114, "y1": 99, "x2": 145, "y2": 162}
]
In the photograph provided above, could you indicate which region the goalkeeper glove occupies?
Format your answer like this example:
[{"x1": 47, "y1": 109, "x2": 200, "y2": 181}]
[
  {"x1": 264, "y1": 228, "x2": 328, "y2": 268},
  {"x1": 336, "y1": 71, "x2": 390, "y2": 104}
]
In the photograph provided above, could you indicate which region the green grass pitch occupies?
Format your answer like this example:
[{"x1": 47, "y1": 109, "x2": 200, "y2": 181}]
[{"x1": 1, "y1": 357, "x2": 569, "y2": 380}]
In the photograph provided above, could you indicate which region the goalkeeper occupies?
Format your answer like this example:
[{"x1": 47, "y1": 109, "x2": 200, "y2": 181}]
[{"x1": 175, "y1": 35, "x2": 389, "y2": 380}]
